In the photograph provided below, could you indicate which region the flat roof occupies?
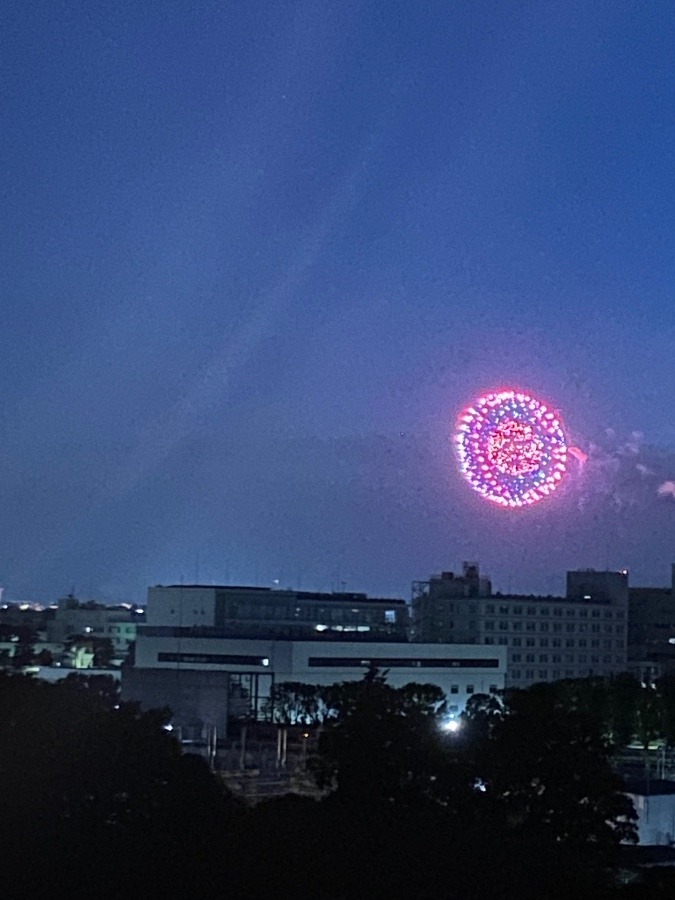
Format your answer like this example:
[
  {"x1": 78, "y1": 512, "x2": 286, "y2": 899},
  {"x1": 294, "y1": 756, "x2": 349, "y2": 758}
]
[{"x1": 156, "y1": 585, "x2": 406, "y2": 604}]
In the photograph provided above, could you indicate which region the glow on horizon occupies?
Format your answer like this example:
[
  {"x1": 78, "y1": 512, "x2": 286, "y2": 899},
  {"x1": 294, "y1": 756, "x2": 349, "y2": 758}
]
[{"x1": 455, "y1": 390, "x2": 568, "y2": 508}]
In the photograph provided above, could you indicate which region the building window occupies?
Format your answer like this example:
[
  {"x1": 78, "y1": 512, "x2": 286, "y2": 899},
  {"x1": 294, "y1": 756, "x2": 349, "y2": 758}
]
[
  {"x1": 553, "y1": 609, "x2": 563, "y2": 617},
  {"x1": 552, "y1": 654, "x2": 561, "y2": 663},
  {"x1": 450, "y1": 685, "x2": 459, "y2": 694},
  {"x1": 566, "y1": 624, "x2": 575, "y2": 633},
  {"x1": 512, "y1": 669, "x2": 521, "y2": 679},
  {"x1": 526, "y1": 623, "x2": 536, "y2": 632},
  {"x1": 553, "y1": 623, "x2": 562, "y2": 632},
  {"x1": 499, "y1": 621, "x2": 509, "y2": 630},
  {"x1": 539, "y1": 638, "x2": 549, "y2": 648},
  {"x1": 539, "y1": 654, "x2": 548, "y2": 663},
  {"x1": 484, "y1": 637, "x2": 494, "y2": 645},
  {"x1": 527, "y1": 607, "x2": 537, "y2": 616},
  {"x1": 499, "y1": 606, "x2": 510, "y2": 615},
  {"x1": 485, "y1": 605, "x2": 495, "y2": 614},
  {"x1": 385, "y1": 610, "x2": 397, "y2": 623},
  {"x1": 466, "y1": 685, "x2": 475, "y2": 694},
  {"x1": 512, "y1": 622, "x2": 522, "y2": 631},
  {"x1": 498, "y1": 637, "x2": 508, "y2": 645},
  {"x1": 526, "y1": 638, "x2": 535, "y2": 647},
  {"x1": 565, "y1": 639, "x2": 575, "y2": 648},
  {"x1": 539, "y1": 670, "x2": 548, "y2": 679},
  {"x1": 525, "y1": 669, "x2": 535, "y2": 679},
  {"x1": 513, "y1": 606, "x2": 522, "y2": 615},
  {"x1": 512, "y1": 638, "x2": 522, "y2": 647},
  {"x1": 551, "y1": 638, "x2": 561, "y2": 648},
  {"x1": 540, "y1": 607, "x2": 550, "y2": 616},
  {"x1": 578, "y1": 639, "x2": 587, "y2": 648},
  {"x1": 540, "y1": 623, "x2": 549, "y2": 633},
  {"x1": 512, "y1": 654, "x2": 522, "y2": 663},
  {"x1": 485, "y1": 621, "x2": 495, "y2": 631},
  {"x1": 489, "y1": 685, "x2": 498, "y2": 694},
  {"x1": 526, "y1": 654, "x2": 535, "y2": 663}
]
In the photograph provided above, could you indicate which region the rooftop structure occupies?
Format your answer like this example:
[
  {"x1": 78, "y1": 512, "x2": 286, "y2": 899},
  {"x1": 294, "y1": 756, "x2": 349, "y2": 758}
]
[{"x1": 145, "y1": 584, "x2": 409, "y2": 641}]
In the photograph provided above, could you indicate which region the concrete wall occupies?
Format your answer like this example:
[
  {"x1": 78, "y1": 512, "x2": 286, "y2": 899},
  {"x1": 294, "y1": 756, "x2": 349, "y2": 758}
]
[{"x1": 629, "y1": 791, "x2": 675, "y2": 846}]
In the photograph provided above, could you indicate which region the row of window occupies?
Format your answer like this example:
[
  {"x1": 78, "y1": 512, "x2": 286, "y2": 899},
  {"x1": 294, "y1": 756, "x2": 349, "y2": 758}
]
[
  {"x1": 512, "y1": 653, "x2": 620, "y2": 665},
  {"x1": 485, "y1": 637, "x2": 624, "y2": 649},
  {"x1": 510, "y1": 668, "x2": 621, "y2": 681},
  {"x1": 306, "y1": 657, "x2": 500, "y2": 669},
  {"x1": 448, "y1": 683, "x2": 499, "y2": 695},
  {"x1": 222, "y1": 604, "x2": 400, "y2": 624},
  {"x1": 484, "y1": 621, "x2": 623, "y2": 633},
  {"x1": 483, "y1": 605, "x2": 623, "y2": 619}
]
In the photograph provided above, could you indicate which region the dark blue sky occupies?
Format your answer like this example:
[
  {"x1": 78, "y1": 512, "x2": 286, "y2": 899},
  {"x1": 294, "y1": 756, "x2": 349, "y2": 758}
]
[{"x1": 2, "y1": 1, "x2": 674, "y2": 602}]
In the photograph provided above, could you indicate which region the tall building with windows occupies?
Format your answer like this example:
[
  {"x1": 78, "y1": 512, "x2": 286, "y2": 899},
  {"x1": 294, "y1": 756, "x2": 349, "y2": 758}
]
[{"x1": 412, "y1": 565, "x2": 628, "y2": 688}]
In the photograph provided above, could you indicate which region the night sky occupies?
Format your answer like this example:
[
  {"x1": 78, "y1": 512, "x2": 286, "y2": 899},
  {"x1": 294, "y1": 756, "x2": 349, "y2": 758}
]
[{"x1": 2, "y1": 2, "x2": 674, "y2": 603}]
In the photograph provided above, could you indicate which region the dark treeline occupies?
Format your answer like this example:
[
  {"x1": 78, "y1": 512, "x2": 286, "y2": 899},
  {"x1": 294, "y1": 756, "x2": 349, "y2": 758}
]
[
  {"x1": 1, "y1": 671, "x2": 674, "y2": 899},
  {"x1": 269, "y1": 672, "x2": 675, "y2": 750}
]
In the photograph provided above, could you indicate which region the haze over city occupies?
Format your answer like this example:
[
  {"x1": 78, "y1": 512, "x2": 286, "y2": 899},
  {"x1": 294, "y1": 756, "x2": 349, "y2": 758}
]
[{"x1": 2, "y1": 2, "x2": 674, "y2": 603}]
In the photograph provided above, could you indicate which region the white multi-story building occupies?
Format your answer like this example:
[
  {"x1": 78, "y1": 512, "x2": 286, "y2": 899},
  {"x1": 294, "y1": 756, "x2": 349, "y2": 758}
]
[
  {"x1": 412, "y1": 565, "x2": 628, "y2": 688},
  {"x1": 123, "y1": 584, "x2": 506, "y2": 735}
]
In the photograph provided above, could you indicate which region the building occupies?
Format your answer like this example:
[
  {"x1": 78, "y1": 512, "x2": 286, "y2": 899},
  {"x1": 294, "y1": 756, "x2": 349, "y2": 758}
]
[
  {"x1": 144, "y1": 584, "x2": 409, "y2": 641},
  {"x1": 123, "y1": 583, "x2": 505, "y2": 735},
  {"x1": 627, "y1": 565, "x2": 675, "y2": 680},
  {"x1": 46, "y1": 595, "x2": 141, "y2": 661},
  {"x1": 412, "y1": 564, "x2": 628, "y2": 688},
  {"x1": 627, "y1": 780, "x2": 675, "y2": 846}
]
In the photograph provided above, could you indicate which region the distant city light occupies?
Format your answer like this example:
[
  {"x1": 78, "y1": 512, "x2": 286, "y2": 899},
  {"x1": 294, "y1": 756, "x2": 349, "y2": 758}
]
[{"x1": 455, "y1": 389, "x2": 568, "y2": 507}]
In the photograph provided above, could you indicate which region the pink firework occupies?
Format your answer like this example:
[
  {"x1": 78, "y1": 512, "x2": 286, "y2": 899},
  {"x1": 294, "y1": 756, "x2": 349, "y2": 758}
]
[{"x1": 455, "y1": 390, "x2": 568, "y2": 507}]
